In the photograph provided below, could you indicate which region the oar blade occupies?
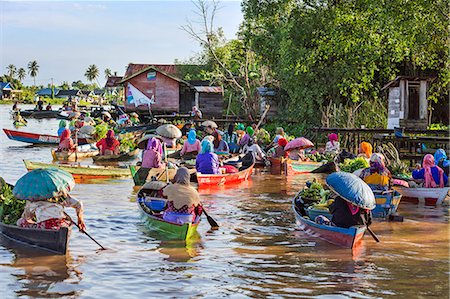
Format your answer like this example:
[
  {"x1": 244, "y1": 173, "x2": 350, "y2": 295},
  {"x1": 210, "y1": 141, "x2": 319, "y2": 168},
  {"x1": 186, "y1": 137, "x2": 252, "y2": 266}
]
[{"x1": 206, "y1": 215, "x2": 219, "y2": 230}]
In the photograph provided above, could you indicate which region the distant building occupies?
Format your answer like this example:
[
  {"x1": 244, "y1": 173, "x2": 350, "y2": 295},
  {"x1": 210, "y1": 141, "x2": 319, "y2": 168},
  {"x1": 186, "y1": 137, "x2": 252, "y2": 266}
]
[
  {"x1": 120, "y1": 64, "x2": 223, "y2": 117},
  {"x1": 0, "y1": 82, "x2": 13, "y2": 99},
  {"x1": 57, "y1": 89, "x2": 82, "y2": 99},
  {"x1": 382, "y1": 76, "x2": 434, "y2": 129}
]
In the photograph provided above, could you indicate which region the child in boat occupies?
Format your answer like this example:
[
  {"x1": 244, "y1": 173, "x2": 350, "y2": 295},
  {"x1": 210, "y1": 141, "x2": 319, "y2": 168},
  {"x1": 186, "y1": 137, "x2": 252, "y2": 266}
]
[
  {"x1": 269, "y1": 127, "x2": 286, "y2": 148},
  {"x1": 272, "y1": 138, "x2": 288, "y2": 158},
  {"x1": 412, "y1": 154, "x2": 448, "y2": 187},
  {"x1": 163, "y1": 167, "x2": 202, "y2": 222},
  {"x1": 434, "y1": 149, "x2": 450, "y2": 176},
  {"x1": 325, "y1": 133, "x2": 340, "y2": 154},
  {"x1": 142, "y1": 137, "x2": 165, "y2": 169},
  {"x1": 196, "y1": 139, "x2": 219, "y2": 174},
  {"x1": 180, "y1": 130, "x2": 201, "y2": 159},
  {"x1": 96, "y1": 130, "x2": 120, "y2": 155},
  {"x1": 17, "y1": 195, "x2": 86, "y2": 231},
  {"x1": 359, "y1": 153, "x2": 391, "y2": 190},
  {"x1": 212, "y1": 129, "x2": 229, "y2": 153},
  {"x1": 58, "y1": 129, "x2": 76, "y2": 152},
  {"x1": 223, "y1": 124, "x2": 239, "y2": 153}
]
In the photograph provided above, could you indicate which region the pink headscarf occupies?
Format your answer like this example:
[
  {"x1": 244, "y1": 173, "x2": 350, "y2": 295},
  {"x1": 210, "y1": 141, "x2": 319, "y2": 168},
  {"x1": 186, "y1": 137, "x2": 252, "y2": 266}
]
[
  {"x1": 147, "y1": 137, "x2": 163, "y2": 155},
  {"x1": 60, "y1": 129, "x2": 71, "y2": 142},
  {"x1": 423, "y1": 154, "x2": 444, "y2": 188},
  {"x1": 328, "y1": 133, "x2": 338, "y2": 146}
]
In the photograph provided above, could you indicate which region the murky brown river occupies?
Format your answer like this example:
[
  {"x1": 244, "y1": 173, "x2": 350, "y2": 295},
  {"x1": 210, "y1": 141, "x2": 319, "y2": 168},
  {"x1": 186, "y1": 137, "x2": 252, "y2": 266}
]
[{"x1": 0, "y1": 105, "x2": 448, "y2": 298}]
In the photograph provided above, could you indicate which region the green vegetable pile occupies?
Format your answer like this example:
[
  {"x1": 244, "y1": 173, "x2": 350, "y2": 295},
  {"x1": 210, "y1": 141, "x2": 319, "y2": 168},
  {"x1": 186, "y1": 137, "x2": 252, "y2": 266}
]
[
  {"x1": 119, "y1": 133, "x2": 138, "y2": 153},
  {"x1": 255, "y1": 128, "x2": 271, "y2": 146},
  {"x1": 0, "y1": 181, "x2": 26, "y2": 225},
  {"x1": 339, "y1": 157, "x2": 369, "y2": 173},
  {"x1": 95, "y1": 123, "x2": 109, "y2": 140},
  {"x1": 306, "y1": 152, "x2": 336, "y2": 162},
  {"x1": 299, "y1": 180, "x2": 330, "y2": 202}
]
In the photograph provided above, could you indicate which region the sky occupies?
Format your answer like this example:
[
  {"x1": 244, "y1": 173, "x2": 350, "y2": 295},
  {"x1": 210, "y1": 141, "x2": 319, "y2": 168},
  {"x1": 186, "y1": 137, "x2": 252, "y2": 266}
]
[{"x1": 0, "y1": 1, "x2": 243, "y2": 87}]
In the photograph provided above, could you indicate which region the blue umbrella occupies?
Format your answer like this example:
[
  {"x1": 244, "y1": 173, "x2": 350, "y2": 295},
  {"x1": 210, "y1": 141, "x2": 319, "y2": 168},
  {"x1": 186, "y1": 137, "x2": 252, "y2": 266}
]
[
  {"x1": 13, "y1": 168, "x2": 75, "y2": 201},
  {"x1": 326, "y1": 172, "x2": 375, "y2": 210}
]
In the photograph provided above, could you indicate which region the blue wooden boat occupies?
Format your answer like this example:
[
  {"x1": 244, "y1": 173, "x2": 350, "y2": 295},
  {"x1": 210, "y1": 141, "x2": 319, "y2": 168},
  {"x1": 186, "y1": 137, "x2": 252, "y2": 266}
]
[{"x1": 293, "y1": 198, "x2": 366, "y2": 248}]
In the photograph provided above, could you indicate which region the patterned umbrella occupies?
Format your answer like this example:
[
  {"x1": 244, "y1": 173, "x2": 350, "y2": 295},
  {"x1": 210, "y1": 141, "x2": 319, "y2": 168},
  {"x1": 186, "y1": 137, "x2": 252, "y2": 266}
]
[
  {"x1": 156, "y1": 124, "x2": 182, "y2": 139},
  {"x1": 201, "y1": 120, "x2": 218, "y2": 129},
  {"x1": 13, "y1": 168, "x2": 75, "y2": 201},
  {"x1": 284, "y1": 137, "x2": 314, "y2": 151},
  {"x1": 326, "y1": 172, "x2": 375, "y2": 210}
]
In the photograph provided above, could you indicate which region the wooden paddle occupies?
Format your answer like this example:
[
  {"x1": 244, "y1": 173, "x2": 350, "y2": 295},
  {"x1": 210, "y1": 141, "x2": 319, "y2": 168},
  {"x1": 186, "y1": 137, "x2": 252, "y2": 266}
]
[
  {"x1": 360, "y1": 214, "x2": 380, "y2": 242},
  {"x1": 64, "y1": 212, "x2": 106, "y2": 250},
  {"x1": 202, "y1": 208, "x2": 219, "y2": 230}
]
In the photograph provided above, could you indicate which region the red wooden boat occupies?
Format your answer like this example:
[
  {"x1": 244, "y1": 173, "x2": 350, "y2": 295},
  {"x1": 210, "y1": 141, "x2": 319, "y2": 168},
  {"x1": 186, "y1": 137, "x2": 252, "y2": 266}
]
[
  {"x1": 3, "y1": 129, "x2": 89, "y2": 145},
  {"x1": 196, "y1": 164, "x2": 254, "y2": 187}
]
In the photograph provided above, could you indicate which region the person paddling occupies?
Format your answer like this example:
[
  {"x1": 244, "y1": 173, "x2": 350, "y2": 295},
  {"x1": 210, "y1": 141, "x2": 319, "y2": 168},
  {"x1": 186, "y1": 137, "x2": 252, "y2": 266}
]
[{"x1": 96, "y1": 130, "x2": 120, "y2": 156}]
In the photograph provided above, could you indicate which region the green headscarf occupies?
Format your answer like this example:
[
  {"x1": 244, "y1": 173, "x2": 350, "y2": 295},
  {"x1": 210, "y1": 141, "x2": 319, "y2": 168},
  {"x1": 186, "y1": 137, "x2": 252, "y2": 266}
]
[
  {"x1": 246, "y1": 126, "x2": 254, "y2": 136},
  {"x1": 236, "y1": 123, "x2": 245, "y2": 131},
  {"x1": 59, "y1": 120, "x2": 67, "y2": 128}
]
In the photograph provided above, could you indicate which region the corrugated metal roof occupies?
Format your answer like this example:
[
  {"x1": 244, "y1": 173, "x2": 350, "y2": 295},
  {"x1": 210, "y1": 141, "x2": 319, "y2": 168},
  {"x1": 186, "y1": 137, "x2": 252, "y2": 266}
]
[{"x1": 194, "y1": 86, "x2": 222, "y2": 93}]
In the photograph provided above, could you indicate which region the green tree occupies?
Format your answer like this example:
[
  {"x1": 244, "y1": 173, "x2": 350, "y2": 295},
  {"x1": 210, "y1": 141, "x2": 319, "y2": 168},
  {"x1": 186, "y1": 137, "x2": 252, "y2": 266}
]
[
  {"x1": 6, "y1": 64, "x2": 16, "y2": 78},
  {"x1": 17, "y1": 68, "x2": 26, "y2": 82},
  {"x1": 85, "y1": 64, "x2": 99, "y2": 86},
  {"x1": 27, "y1": 60, "x2": 39, "y2": 86},
  {"x1": 104, "y1": 68, "x2": 112, "y2": 79}
]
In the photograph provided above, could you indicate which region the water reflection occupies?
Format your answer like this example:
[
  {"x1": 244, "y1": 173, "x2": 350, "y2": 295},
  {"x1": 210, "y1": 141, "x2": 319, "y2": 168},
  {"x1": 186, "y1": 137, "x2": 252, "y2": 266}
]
[{"x1": 0, "y1": 236, "x2": 82, "y2": 298}]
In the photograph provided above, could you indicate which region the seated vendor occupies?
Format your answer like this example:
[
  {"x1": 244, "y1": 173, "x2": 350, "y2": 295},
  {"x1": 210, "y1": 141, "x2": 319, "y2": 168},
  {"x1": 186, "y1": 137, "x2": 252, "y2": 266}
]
[
  {"x1": 329, "y1": 195, "x2": 372, "y2": 229},
  {"x1": 181, "y1": 130, "x2": 201, "y2": 159},
  {"x1": 58, "y1": 129, "x2": 76, "y2": 152},
  {"x1": 212, "y1": 129, "x2": 229, "y2": 153},
  {"x1": 196, "y1": 139, "x2": 219, "y2": 174},
  {"x1": 412, "y1": 154, "x2": 448, "y2": 188},
  {"x1": 142, "y1": 137, "x2": 165, "y2": 169},
  {"x1": 359, "y1": 153, "x2": 391, "y2": 190},
  {"x1": 96, "y1": 130, "x2": 120, "y2": 155}
]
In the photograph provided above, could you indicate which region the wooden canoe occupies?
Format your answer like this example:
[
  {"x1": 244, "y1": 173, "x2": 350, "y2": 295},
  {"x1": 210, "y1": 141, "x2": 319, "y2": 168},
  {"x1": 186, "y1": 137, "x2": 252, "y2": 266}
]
[
  {"x1": 51, "y1": 149, "x2": 99, "y2": 162},
  {"x1": 392, "y1": 186, "x2": 449, "y2": 206},
  {"x1": 3, "y1": 129, "x2": 89, "y2": 145},
  {"x1": 0, "y1": 222, "x2": 70, "y2": 254},
  {"x1": 137, "y1": 195, "x2": 199, "y2": 240},
  {"x1": 269, "y1": 157, "x2": 322, "y2": 175},
  {"x1": 23, "y1": 160, "x2": 131, "y2": 179},
  {"x1": 20, "y1": 109, "x2": 67, "y2": 119},
  {"x1": 93, "y1": 148, "x2": 140, "y2": 162},
  {"x1": 293, "y1": 198, "x2": 366, "y2": 248},
  {"x1": 129, "y1": 165, "x2": 196, "y2": 186},
  {"x1": 196, "y1": 164, "x2": 254, "y2": 187}
]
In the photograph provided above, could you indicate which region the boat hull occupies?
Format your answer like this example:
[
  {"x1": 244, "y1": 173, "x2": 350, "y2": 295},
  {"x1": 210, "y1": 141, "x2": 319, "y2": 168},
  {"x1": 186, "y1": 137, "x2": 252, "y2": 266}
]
[
  {"x1": 24, "y1": 160, "x2": 130, "y2": 179},
  {"x1": 137, "y1": 198, "x2": 199, "y2": 240},
  {"x1": 93, "y1": 148, "x2": 139, "y2": 162},
  {"x1": 293, "y1": 200, "x2": 366, "y2": 248},
  {"x1": 393, "y1": 186, "x2": 449, "y2": 206},
  {"x1": 372, "y1": 191, "x2": 402, "y2": 218},
  {"x1": 3, "y1": 129, "x2": 89, "y2": 145},
  {"x1": 0, "y1": 222, "x2": 70, "y2": 254},
  {"x1": 129, "y1": 165, "x2": 186, "y2": 186},
  {"x1": 196, "y1": 164, "x2": 254, "y2": 187},
  {"x1": 20, "y1": 110, "x2": 67, "y2": 119},
  {"x1": 52, "y1": 149, "x2": 99, "y2": 162},
  {"x1": 269, "y1": 157, "x2": 322, "y2": 175}
]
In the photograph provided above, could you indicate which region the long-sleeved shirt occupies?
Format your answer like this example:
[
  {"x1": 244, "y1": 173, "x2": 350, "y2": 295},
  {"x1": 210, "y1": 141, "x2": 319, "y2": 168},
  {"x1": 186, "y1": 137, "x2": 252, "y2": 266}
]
[
  {"x1": 181, "y1": 139, "x2": 201, "y2": 156},
  {"x1": 21, "y1": 197, "x2": 83, "y2": 223},
  {"x1": 412, "y1": 167, "x2": 448, "y2": 186},
  {"x1": 214, "y1": 140, "x2": 229, "y2": 153},
  {"x1": 196, "y1": 152, "x2": 220, "y2": 174}
]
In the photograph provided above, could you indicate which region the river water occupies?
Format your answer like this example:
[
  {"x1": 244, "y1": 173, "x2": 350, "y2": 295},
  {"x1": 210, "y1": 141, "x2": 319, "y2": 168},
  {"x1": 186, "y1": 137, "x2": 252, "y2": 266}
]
[{"x1": 0, "y1": 104, "x2": 448, "y2": 298}]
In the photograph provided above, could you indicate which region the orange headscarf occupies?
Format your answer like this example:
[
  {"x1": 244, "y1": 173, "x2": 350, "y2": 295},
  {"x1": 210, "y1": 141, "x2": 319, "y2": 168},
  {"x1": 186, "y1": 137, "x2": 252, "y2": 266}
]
[{"x1": 360, "y1": 142, "x2": 373, "y2": 159}]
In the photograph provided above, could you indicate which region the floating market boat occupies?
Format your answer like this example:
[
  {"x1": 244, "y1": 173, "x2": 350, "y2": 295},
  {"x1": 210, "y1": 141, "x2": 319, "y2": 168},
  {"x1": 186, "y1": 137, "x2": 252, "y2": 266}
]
[
  {"x1": 293, "y1": 198, "x2": 366, "y2": 248},
  {"x1": 93, "y1": 148, "x2": 139, "y2": 162},
  {"x1": 0, "y1": 222, "x2": 70, "y2": 254},
  {"x1": 392, "y1": 186, "x2": 449, "y2": 206},
  {"x1": 137, "y1": 190, "x2": 200, "y2": 240},
  {"x1": 51, "y1": 149, "x2": 99, "y2": 162},
  {"x1": 129, "y1": 165, "x2": 195, "y2": 186},
  {"x1": 23, "y1": 160, "x2": 130, "y2": 179},
  {"x1": 269, "y1": 157, "x2": 322, "y2": 175},
  {"x1": 121, "y1": 123, "x2": 158, "y2": 133},
  {"x1": 20, "y1": 109, "x2": 67, "y2": 119},
  {"x1": 196, "y1": 164, "x2": 254, "y2": 187},
  {"x1": 3, "y1": 129, "x2": 89, "y2": 145}
]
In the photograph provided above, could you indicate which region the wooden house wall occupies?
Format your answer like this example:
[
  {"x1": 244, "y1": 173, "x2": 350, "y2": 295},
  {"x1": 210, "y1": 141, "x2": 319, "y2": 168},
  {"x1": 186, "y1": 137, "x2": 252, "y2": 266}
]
[
  {"x1": 198, "y1": 93, "x2": 223, "y2": 117},
  {"x1": 124, "y1": 71, "x2": 179, "y2": 113}
]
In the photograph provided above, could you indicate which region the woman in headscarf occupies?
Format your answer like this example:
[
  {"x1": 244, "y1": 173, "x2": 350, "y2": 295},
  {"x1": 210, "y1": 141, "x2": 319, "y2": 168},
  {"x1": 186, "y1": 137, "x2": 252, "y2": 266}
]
[
  {"x1": 272, "y1": 138, "x2": 288, "y2": 158},
  {"x1": 57, "y1": 120, "x2": 67, "y2": 137},
  {"x1": 358, "y1": 142, "x2": 373, "y2": 160},
  {"x1": 434, "y1": 149, "x2": 450, "y2": 176},
  {"x1": 239, "y1": 126, "x2": 254, "y2": 147},
  {"x1": 96, "y1": 130, "x2": 120, "y2": 155},
  {"x1": 57, "y1": 129, "x2": 76, "y2": 152},
  {"x1": 412, "y1": 154, "x2": 448, "y2": 188},
  {"x1": 180, "y1": 129, "x2": 201, "y2": 159},
  {"x1": 142, "y1": 137, "x2": 165, "y2": 169},
  {"x1": 269, "y1": 127, "x2": 286, "y2": 148},
  {"x1": 242, "y1": 138, "x2": 265, "y2": 162},
  {"x1": 223, "y1": 123, "x2": 239, "y2": 153},
  {"x1": 359, "y1": 153, "x2": 391, "y2": 190},
  {"x1": 325, "y1": 133, "x2": 340, "y2": 154},
  {"x1": 212, "y1": 129, "x2": 229, "y2": 153},
  {"x1": 191, "y1": 106, "x2": 202, "y2": 120},
  {"x1": 196, "y1": 139, "x2": 219, "y2": 174},
  {"x1": 163, "y1": 167, "x2": 202, "y2": 222}
]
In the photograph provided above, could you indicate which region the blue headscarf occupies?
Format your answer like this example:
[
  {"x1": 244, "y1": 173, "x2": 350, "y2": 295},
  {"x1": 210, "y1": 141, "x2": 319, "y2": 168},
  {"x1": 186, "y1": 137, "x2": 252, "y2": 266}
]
[
  {"x1": 200, "y1": 139, "x2": 213, "y2": 154},
  {"x1": 187, "y1": 129, "x2": 197, "y2": 145},
  {"x1": 434, "y1": 149, "x2": 449, "y2": 167}
]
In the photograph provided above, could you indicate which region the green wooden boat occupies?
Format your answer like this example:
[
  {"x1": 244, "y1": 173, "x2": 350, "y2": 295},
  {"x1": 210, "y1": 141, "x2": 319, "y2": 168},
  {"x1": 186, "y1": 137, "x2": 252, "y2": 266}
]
[
  {"x1": 24, "y1": 160, "x2": 130, "y2": 179},
  {"x1": 137, "y1": 191, "x2": 200, "y2": 240}
]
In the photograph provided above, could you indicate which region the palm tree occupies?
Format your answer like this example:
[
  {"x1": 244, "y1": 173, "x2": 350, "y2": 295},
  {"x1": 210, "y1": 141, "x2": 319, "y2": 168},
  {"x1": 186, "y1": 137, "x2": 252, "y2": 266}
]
[
  {"x1": 27, "y1": 60, "x2": 39, "y2": 86},
  {"x1": 17, "y1": 68, "x2": 26, "y2": 82},
  {"x1": 104, "y1": 68, "x2": 112, "y2": 79},
  {"x1": 85, "y1": 64, "x2": 99, "y2": 87},
  {"x1": 6, "y1": 64, "x2": 16, "y2": 78}
]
